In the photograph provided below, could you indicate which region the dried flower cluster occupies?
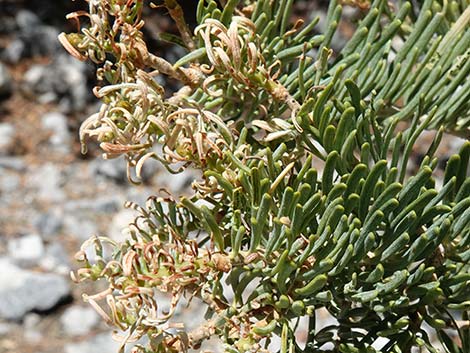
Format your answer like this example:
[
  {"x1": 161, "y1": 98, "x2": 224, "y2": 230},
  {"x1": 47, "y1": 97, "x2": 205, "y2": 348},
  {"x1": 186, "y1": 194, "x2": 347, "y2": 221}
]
[{"x1": 61, "y1": 1, "x2": 470, "y2": 352}]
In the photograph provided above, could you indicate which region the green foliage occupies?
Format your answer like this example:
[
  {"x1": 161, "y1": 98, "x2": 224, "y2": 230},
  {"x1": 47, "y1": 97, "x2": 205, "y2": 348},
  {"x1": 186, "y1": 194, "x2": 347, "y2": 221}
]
[{"x1": 61, "y1": 0, "x2": 470, "y2": 352}]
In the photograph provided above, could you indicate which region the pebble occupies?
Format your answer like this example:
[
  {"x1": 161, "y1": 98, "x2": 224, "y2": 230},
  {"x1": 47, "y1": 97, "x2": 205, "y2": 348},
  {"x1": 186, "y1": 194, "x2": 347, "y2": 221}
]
[
  {"x1": 27, "y1": 163, "x2": 65, "y2": 202},
  {"x1": 42, "y1": 112, "x2": 71, "y2": 154},
  {"x1": 2, "y1": 10, "x2": 60, "y2": 63},
  {"x1": 55, "y1": 53, "x2": 89, "y2": 112},
  {"x1": 34, "y1": 211, "x2": 63, "y2": 239},
  {"x1": 64, "y1": 197, "x2": 121, "y2": 214},
  {"x1": 61, "y1": 305, "x2": 100, "y2": 336},
  {"x1": 0, "y1": 258, "x2": 70, "y2": 320},
  {"x1": 0, "y1": 322, "x2": 15, "y2": 336},
  {"x1": 39, "y1": 242, "x2": 71, "y2": 274},
  {"x1": 0, "y1": 156, "x2": 26, "y2": 171},
  {"x1": 0, "y1": 62, "x2": 12, "y2": 98},
  {"x1": 16, "y1": 10, "x2": 60, "y2": 57},
  {"x1": 7, "y1": 234, "x2": 45, "y2": 267},
  {"x1": 63, "y1": 213, "x2": 99, "y2": 241},
  {"x1": 0, "y1": 170, "x2": 20, "y2": 193},
  {"x1": 2, "y1": 38, "x2": 25, "y2": 63},
  {"x1": 23, "y1": 54, "x2": 89, "y2": 113},
  {"x1": 23, "y1": 313, "x2": 42, "y2": 343},
  {"x1": 0, "y1": 123, "x2": 15, "y2": 154},
  {"x1": 23, "y1": 64, "x2": 48, "y2": 92},
  {"x1": 16, "y1": 10, "x2": 41, "y2": 31},
  {"x1": 90, "y1": 156, "x2": 128, "y2": 184}
]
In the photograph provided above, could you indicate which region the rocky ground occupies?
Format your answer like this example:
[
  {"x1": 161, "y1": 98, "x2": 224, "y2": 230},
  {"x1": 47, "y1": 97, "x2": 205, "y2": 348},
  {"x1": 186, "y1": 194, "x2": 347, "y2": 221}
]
[{"x1": 0, "y1": 2, "x2": 467, "y2": 353}]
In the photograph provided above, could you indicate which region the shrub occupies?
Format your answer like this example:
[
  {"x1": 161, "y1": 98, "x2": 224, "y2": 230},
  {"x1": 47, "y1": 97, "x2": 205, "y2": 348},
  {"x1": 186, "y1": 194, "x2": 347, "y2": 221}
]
[{"x1": 60, "y1": 0, "x2": 470, "y2": 352}]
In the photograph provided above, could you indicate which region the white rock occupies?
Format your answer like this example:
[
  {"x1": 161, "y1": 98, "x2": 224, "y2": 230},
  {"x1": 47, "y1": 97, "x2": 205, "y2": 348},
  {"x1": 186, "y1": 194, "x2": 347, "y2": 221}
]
[
  {"x1": 16, "y1": 10, "x2": 40, "y2": 31},
  {"x1": 28, "y1": 163, "x2": 65, "y2": 202},
  {"x1": 23, "y1": 64, "x2": 45, "y2": 88},
  {"x1": 63, "y1": 214, "x2": 98, "y2": 241},
  {"x1": 0, "y1": 322, "x2": 15, "y2": 335},
  {"x1": 0, "y1": 170, "x2": 20, "y2": 193},
  {"x1": 90, "y1": 156, "x2": 127, "y2": 183},
  {"x1": 0, "y1": 157, "x2": 26, "y2": 171},
  {"x1": 34, "y1": 211, "x2": 63, "y2": 239},
  {"x1": 61, "y1": 305, "x2": 100, "y2": 336},
  {"x1": 41, "y1": 112, "x2": 71, "y2": 154},
  {"x1": 0, "y1": 258, "x2": 70, "y2": 320},
  {"x1": 23, "y1": 313, "x2": 42, "y2": 343},
  {"x1": 0, "y1": 123, "x2": 15, "y2": 153},
  {"x1": 7, "y1": 234, "x2": 45, "y2": 266},
  {"x1": 39, "y1": 243, "x2": 70, "y2": 274}
]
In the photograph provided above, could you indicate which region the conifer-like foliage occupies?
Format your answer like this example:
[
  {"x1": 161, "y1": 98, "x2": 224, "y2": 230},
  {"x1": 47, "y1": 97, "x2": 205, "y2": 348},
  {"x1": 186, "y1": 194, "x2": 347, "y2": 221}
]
[{"x1": 60, "y1": 0, "x2": 470, "y2": 352}]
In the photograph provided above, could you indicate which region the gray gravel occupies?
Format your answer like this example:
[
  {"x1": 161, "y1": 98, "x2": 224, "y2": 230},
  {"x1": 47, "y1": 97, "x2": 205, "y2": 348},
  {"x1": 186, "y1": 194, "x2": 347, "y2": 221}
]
[{"x1": 7, "y1": 234, "x2": 45, "y2": 267}]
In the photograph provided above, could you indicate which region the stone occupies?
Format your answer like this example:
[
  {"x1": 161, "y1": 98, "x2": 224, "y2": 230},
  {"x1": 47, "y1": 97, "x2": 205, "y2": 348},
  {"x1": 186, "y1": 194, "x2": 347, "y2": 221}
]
[
  {"x1": 7, "y1": 234, "x2": 45, "y2": 267},
  {"x1": 156, "y1": 168, "x2": 196, "y2": 193},
  {"x1": 0, "y1": 63, "x2": 12, "y2": 98},
  {"x1": 23, "y1": 64, "x2": 50, "y2": 94},
  {"x1": 0, "y1": 170, "x2": 20, "y2": 193},
  {"x1": 63, "y1": 213, "x2": 99, "y2": 241},
  {"x1": 38, "y1": 91, "x2": 58, "y2": 105},
  {"x1": 90, "y1": 156, "x2": 128, "y2": 183},
  {"x1": 39, "y1": 243, "x2": 71, "y2": 274},
  {"x1": 56, "y1": 54, "x2": 89, "y2": 112},
  {"x1": 0, "y1": 258, "x2": 70, "y2": 320},
  {"x1": 0, "y1": 322, "x2": 15, "y2": 335},
  {"x1": 23, "y1": 313, "x2": 42, "y2": 343},
  {"x1": 27, "y1": 163, "x2": 65, "y2": 202},
  {"x1": 2, "y1": 10, "x2": 60, "y2": 63},
  {"x1": 41, "y1": 112, "x2": 71, "y2": 154},
  {"x1": 34, "y1": 211, "x2": 63, "y2": 239},
  {"x1": 0, "y1": 123, "x2": 15, "y2": 154},
  {"x1": 2, "y1": 38, "x2": 25, "y2": 63},
  {"x1": 61, "y1": 305, "x2": 100, "y2": 336},
  {"x1": 15, "y1": 11, "x2": 60, "y2": 57},
  {"x1": 22, "y1": 54, "x2": 89, "y2": 112},
  {"x1": 0, "y1": 157, "x2": 26, "y2": 171},
  {"x1": 64, "y1": 333, "x2": 121, "y2": 353},
  {"x1": 32, "y1": 25, "x2": 61, "y2": 57},
  {"x1": 15, "y1": 10, "x2": 40, "y2": 31},
  {"x1": 64, "y1": 197, "x2": 121, "y2": 214}
]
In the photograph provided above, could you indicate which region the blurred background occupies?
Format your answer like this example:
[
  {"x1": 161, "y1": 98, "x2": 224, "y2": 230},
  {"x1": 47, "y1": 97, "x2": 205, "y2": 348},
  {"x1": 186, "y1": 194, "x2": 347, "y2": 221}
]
[{"x1": 0, "y1": 1, "x2": 466, "y2": 353}]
